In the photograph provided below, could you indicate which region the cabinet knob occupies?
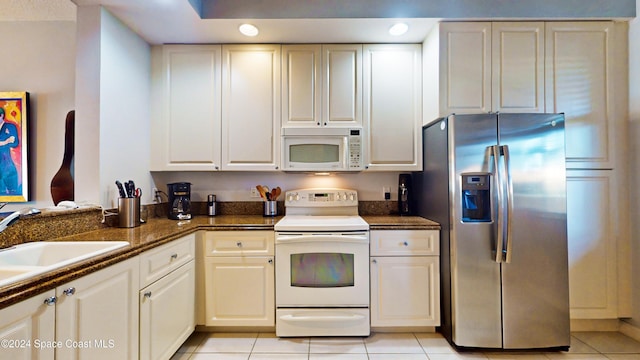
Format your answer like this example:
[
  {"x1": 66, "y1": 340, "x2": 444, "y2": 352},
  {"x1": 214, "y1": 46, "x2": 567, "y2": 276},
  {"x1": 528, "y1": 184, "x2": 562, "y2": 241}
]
[
  {"x1": 44, "y1": 297, "x2": 57, "y2": 306},
  {"x1": 236, "y1": 242, "x2": 243, "y2": 247},
  {"x1": 170, "y1": 253, "x2": 178, "y2": 260},
  {"x1": 215, "y1": 166, "x2": 219, "y2": 170},
  {"x1": 372, "y1": 259, "x2": 377, "y2": 264},
  {"x1": 144, "y1": 291, "x2": 152, "y2": 299},
  {"x1": 403, "y1": 241, "x2": 409, "y2": 246},
  {"x1": 316, "y1": 122, "x2": 320, "y2": 126},
  {"x1": 268, "y1": 258, "x2": 273, "y2": 264},
  {"x1": 63, "y1": 287, "x2": 76, "y2": 296}
]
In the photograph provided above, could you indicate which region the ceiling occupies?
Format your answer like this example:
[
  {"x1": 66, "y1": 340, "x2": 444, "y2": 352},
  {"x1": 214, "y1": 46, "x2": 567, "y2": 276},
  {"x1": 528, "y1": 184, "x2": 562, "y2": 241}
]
[
  {"x1": 70, "y1": 0, "x2": 442, "y2": 44},
  {"x1": 2, "y1": 0, "x2": 635, "y2": 45}
]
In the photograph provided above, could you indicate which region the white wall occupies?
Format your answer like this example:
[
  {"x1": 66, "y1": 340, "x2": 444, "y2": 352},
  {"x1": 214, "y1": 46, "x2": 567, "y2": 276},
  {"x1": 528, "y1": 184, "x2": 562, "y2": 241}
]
[
  {"x1": 0, "y1": 21, "x2": 76, "y2": 212},
  {"x1": 628, "y1": 0, "x2": 640, "y2": 328},
  {"x1": 75, "y1": 6, "x2": 152, "y2": 207},
  {"x1": 99, "y1": 9, "x2": 151, "y2": 208}
]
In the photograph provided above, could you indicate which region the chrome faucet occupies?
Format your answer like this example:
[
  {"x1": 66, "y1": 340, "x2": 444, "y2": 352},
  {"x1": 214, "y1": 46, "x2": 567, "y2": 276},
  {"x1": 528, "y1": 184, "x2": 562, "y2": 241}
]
[{"x1": 0, "y1": 207, "x2": 41, "y2": 233}]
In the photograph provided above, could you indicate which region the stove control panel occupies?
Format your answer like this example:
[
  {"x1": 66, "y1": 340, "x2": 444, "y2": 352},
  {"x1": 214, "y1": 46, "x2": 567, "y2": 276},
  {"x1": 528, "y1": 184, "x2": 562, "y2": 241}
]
[{"x1": 285, "y1": 189, "x2": 358, "y2": 207}]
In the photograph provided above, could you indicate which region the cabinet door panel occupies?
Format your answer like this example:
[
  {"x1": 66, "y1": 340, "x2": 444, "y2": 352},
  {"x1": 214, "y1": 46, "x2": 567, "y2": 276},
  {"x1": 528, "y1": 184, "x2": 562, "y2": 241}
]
[
  {"x1": 440, "y1": 23, "x2": 491, "y2": 114},
  {"x1": 324, "y1": 45, "x2": 362, "y2": 126},
  {"x1": 492, "y1": 22, "x2": 544, "y2": 113},
  {"x1": 282, "y1": 45, "x2": 321, "y2": 127},
  {"x1": 370, "y1": 256, "x2": 440, "y2": 327},
  {"x1": 204, "y1": 256, "x2": 275, "y2": 326},
  {"x1": 567, "y1": 170, "x2": 618, "y2": 319},
  {"x1": 545, "y1": 22, "x2": 614, "y2": 169},
  {"x1": 222, "y1": 45, "x2": 281, "y2": 170},
  {"x1": 55, "y1": 257, "x2": 139, "y2": 360},
  {"x1": 0, "y1": 290, "x2": 55, "y2": 360},
  {"x1": 140, "y1": 261, "x2": 195, "y2": 360},
  {"x1": 364, "y1": 44, "x2": 422, "y2": 171},
  {"x1": 154, "y1": 45, "x2": 222, "y2": 171}
]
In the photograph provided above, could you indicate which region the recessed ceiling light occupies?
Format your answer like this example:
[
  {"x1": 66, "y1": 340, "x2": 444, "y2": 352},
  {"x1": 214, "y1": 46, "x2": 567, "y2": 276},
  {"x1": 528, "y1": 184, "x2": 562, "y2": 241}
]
[
  {"x1": 389, "y1": 23, "x2": 409, "y2": 36},
  {"x1": 239, "y1": 24, "x2": 259, "y2": 37}
]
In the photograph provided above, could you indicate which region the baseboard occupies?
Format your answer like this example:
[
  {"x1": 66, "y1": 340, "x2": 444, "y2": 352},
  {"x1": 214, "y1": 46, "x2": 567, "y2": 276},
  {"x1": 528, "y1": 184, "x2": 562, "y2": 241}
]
[
  {"x1": 371, "y1": 326, "x2": 436, "y2": 333},
  {"x1": 570, "y1": 319, "x2": 621, "y2": 332},
  {"x1": 620, "y1": 321, "x2": 640, "y2": 342}
]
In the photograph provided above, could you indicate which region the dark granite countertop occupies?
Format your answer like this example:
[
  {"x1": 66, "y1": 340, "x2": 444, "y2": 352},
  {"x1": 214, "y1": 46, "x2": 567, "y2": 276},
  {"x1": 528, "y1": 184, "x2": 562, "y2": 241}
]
[
  {"x1": 362, "y1": 215, "x2": 440, "y2": 230},
  {"x1": 0, "y1": 214, "x2": 438, "y2": 309}
]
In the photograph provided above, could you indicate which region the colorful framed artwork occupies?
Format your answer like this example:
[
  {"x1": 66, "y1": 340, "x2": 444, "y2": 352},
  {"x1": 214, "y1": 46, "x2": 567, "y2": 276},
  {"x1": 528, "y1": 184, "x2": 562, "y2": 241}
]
[{"x1": 0, "y1": 92, "x2": 30, "y2": 202}]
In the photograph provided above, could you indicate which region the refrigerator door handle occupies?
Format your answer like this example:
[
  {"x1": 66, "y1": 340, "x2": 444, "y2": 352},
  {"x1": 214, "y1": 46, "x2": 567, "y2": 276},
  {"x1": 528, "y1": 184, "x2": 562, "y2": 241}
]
[
  {"x1": 501, "y1": 145, "x2": 514, "y2": 263},
  {"x1": 491, "y1": 145, "x2": 505, "y2": 263}
]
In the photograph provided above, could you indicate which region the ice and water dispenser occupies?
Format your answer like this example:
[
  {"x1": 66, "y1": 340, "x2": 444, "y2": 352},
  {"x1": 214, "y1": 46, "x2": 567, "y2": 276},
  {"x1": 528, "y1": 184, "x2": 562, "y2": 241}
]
[{"x1": 461, "y1": 173, "x2": 491, "y2": 222}]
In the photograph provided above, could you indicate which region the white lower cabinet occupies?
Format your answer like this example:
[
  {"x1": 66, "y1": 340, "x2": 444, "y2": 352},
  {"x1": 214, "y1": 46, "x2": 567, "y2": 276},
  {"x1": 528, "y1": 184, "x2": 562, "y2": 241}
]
[
  {"x1": 139, "y1": 235, "x2": 196, "y2": 360},
  {"x1": 566, "y1": 170, "x2": 619, "y2": 319},
  {"x1": 0, "y1": 290, "x2": 56, "y2": 359},
  {"x1": 55, "y1": 256, "x2": 140, "y2": 360},
  {"x1": 369, "y1": 230, "x2": 440, "y2": 327},
  {"x1": 140, "y1": 261, "x2": 195, "y2": 360},
  {"x1": 202, "y1": 231, "x2": 275, "y2": 327}
]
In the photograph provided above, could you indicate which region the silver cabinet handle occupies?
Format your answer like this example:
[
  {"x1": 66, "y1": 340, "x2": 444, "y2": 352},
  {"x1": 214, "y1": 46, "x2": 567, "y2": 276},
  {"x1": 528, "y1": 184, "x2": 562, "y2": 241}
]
[
  {"x1": 144, "y1": 291, "x2": 152, "y2": 299},
  {"x1": 63, "y1": 287, "x2": 76, "y2": 296},
  {"x1": 170, "y1": 253, "x2": 178, "y2": 260},
  {"x1": 44, "y1": 297, "x2": 57, "y2": 306},
  {"x1": 236, "y1": 242, "x2": 242, "y2": 247}
]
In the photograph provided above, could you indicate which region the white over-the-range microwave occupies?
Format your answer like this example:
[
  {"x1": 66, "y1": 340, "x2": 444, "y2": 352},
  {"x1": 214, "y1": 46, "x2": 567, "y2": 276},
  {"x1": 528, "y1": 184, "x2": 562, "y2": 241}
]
[{"x1": 281, "y1": 127, "x2": 364, "y2": 172}]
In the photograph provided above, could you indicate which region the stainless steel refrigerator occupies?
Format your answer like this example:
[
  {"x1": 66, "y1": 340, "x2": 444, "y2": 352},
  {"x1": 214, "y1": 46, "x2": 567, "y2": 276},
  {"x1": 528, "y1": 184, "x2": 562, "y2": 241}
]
[{"x1": 414, "y1": 113, "x2": 570, "y2": 350}]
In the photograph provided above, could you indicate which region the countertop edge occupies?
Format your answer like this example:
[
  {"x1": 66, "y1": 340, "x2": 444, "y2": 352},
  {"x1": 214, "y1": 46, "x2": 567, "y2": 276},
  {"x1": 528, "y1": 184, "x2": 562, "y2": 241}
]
[{"x1": 0, "y1": 215, "x2": 439, "y2": 309}]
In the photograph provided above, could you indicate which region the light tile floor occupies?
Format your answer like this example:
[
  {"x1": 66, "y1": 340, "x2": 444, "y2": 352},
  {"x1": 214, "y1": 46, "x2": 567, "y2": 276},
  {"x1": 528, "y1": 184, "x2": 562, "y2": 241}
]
[{"x1": 171, "y1": 331, "x2": 640, "y2": 360}]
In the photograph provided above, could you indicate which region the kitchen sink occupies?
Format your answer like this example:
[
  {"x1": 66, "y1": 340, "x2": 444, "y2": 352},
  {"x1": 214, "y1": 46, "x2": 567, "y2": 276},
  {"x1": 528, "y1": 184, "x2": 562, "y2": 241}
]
[{"x1": 0, "y1": 241, "x2": 129, "y2": 288}]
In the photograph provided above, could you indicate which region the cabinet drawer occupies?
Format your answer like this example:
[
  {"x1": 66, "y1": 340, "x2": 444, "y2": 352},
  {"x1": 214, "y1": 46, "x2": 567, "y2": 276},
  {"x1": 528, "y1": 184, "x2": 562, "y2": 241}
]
[
  {"x1": 140, "y1": 234, "x2": 195, "y2": 287},
  {"x1": 204, "y1": 231, "x2": 274, "y2": 256},
  {"x1": 370, "y1": 230, "x2": 439, "y2": 256}
]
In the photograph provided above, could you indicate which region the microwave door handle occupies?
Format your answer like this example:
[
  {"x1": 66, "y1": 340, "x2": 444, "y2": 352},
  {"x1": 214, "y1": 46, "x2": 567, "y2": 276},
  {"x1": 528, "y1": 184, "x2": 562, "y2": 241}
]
[{"x1": 343, "y1": 137, "x2": 349, "y2": 168}]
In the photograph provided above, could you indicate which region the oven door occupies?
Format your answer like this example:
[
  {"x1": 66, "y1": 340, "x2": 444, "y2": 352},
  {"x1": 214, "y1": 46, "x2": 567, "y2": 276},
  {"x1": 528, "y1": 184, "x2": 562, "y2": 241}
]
[{"x1": 275, "y1": 232, "x2": 369, "y2": 307}]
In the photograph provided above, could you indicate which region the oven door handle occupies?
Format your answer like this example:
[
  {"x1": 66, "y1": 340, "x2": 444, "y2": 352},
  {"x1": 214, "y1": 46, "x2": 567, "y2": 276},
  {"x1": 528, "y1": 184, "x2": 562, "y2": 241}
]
[
  {"x1": 279, "y1": 313, "x2": 367, "y2": 322},
  {"x1": 275, "y1": 234, "x2": 368, "y2": 244}
]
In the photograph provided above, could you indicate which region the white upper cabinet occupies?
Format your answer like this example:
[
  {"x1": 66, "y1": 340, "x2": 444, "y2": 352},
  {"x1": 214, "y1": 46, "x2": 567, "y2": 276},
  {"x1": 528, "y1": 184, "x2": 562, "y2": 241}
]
[
  {"x1": 439, "y1": 22, "x2": 492, "y2": 115},
  {"x1": 152, "y1": 45, "x2": 222, "y2": 171},
  {"x1": 363, "y1": 44, "x2": 422, "y2": 171},
  {"x1": 545, "y1": 22, "x2": 616, "y2": 169},
  {"x1": 438, "y1": 22, "x2": 544, "y2": 115},
  {"x1": 324, "y1": 45, "x2": 363, "y2": 127},
  {"x1": 282, "y1": 44, "x2": 362, "y2": 128},
  {"x1": 282, "y1": 45, "x2": 322, "y2": 127},
  {"x1": 222, "y1": 44, "x2": 281, "y2": 171},
  {"x1": 492, "y1": 22, "x2": 545, "y2": 113}
]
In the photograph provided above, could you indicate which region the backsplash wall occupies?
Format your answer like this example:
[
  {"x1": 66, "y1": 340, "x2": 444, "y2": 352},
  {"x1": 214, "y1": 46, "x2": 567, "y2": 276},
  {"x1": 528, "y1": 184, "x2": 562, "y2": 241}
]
[{"x1": 150, "y1": 171, "x2": 407, "y2": 204}]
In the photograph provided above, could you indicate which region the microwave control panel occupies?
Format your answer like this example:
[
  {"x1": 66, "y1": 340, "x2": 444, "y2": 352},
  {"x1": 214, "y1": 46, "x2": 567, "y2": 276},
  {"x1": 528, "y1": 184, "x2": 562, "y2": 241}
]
[{"x1": 348, "y1": 129, "x2": 363, "y2": 169}]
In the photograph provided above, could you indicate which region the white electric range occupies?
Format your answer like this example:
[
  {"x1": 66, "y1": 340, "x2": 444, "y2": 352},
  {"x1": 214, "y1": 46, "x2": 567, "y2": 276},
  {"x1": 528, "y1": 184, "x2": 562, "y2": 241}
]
[{"x1": 274, "y1": 188, "x2": 370, "y2": 337}]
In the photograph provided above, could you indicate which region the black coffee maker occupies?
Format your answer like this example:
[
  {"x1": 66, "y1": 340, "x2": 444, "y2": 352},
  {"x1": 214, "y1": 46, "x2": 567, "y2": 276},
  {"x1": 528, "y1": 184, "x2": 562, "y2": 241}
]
[
  {"x1": 167, "y1": 182, "x2": 192, "y2": 220},
  {"x1": 398, "y1": 173, "x2": 412, "y2": 216}
]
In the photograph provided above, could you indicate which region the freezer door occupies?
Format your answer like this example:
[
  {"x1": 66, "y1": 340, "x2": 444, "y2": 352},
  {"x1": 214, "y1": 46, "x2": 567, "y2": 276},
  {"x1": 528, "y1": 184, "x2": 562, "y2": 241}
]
[
  {"x1": 498, "y1": 113, "x2": 570, "y2": 349},
  {"x1": 449, "y1": 114, "x2": 502, "y2": 348}
]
